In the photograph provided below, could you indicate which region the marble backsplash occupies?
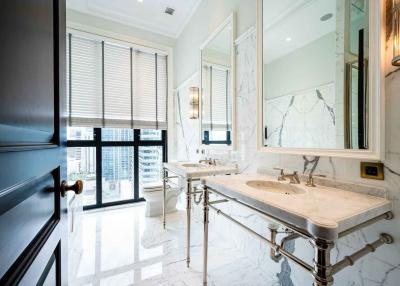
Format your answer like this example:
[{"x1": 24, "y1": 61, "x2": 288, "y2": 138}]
[
  {"x1": 174, "y1": 27, "x2": 400, "y2": 285},
  {"x1": 265, "y1": 82, "x2": 338, "y2": 149}
]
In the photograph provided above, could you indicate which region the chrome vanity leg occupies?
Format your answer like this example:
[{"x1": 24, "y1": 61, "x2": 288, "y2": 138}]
[
  {"x1": 163, "y1": 168, "x2": 167, "y2": 229},
  {"x1": 186, "y1": 178, "x2": 192, "y2": 267},
  {"x1": 203, "y1": 186, "x2": 209, "y2": 285},
  {"x1": 312, "y1": 239, "x2": 334, "y2": 286}
]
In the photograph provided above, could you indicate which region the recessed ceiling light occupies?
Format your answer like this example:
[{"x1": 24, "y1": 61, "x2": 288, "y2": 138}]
[
  {"x1": 320, "y1": 13, "x2": 333, "y2": 22},
  {"x1": 165, "y1": 7, "x2": 175, "y2": 15},
  {"x1": 285, "y1": 37, "x2": 292, "y2": 42},
  {"x1": 137, "y1": 0, "x2": 143, "y2": 3}
]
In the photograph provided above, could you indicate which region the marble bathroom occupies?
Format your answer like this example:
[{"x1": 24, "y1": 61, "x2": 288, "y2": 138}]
[{"x1": 64, "y1": 0, "x2": 400, "y2": 285}]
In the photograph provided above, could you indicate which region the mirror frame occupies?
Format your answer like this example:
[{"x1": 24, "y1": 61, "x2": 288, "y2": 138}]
[
  {"x1": 199, "y1": 13, "x2": 237, "y2": 150},
  {"x1": 256, "y1": 0, "x2": 385, "y2": 160}
]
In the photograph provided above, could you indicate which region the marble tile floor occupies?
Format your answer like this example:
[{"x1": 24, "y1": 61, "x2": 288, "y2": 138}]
[{"x1": 69, "y1": 202, "x2": 278, "y2": 286}]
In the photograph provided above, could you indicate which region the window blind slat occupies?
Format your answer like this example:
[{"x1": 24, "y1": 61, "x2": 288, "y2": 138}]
[
  {"x1": 202, "y1": 65, "x2": 231, "y2": 130},
  {"x1": 70, "y1": 35, "x2": 103, "y2": 127},
  {"x1": 104, "y1": 43, "x2": 131, "y2": 128},
  {"x1": 67, "y1": 33, "x2": 168, "y2": 130}
]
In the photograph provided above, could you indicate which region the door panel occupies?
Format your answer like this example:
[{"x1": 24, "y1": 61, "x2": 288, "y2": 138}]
[
  {"x1": 0, "y1": 173, "x2": 55, "y2": 279},
  {"x1": 0, "y1": 0, "x2": 67, "y2": 285},
  {"x1": 0, "y1": 0, "x2": 56, "y2": 144},
  {"x1": 18, "y1": 233, "x2": 61, "y2": 286}
]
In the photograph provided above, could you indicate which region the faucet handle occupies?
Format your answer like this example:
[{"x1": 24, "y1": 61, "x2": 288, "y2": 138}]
[{"x1": 274, "y1": 168, "x2": 286, "y2": 181}]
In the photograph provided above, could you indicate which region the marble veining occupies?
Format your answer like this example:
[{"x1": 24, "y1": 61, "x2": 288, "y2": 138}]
[
  {"x1": 176, "y1": 90, "x2": 190, "y2": 161},
  {"x1": 316, "y1": 89, "x2": 336, "y2": 126},
  {"x1": 265, "y1": 82, "x2": 337, "y2": 149},
  {"x1": 302, "y1": 156, "x2": 320, "y2": 175}
]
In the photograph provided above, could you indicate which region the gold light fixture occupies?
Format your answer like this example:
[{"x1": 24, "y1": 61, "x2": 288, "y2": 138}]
[
  {"x1": 189, "y1": 87, "x2": 199, "y2": 119},
  {"x1": 393, "y1": 0, "x2": 400, "y2": 66}
]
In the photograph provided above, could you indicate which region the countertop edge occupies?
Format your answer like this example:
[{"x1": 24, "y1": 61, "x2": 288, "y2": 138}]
[{"x1": 202, "y1": 176, "x2": 393, "y2": 241}]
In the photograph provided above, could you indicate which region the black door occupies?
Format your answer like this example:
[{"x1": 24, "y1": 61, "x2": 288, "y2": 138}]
[{"x1": 0, "y1": 1, "x2": 71, "y2": 285}]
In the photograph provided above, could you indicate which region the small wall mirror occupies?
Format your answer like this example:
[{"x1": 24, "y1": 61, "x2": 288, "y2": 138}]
[
  {"x1": 257, "y1": 0, "x2": 384, "y2": 159},
  {"x1": 200, "y1": 14, "x2": 236, "y2": 148}
]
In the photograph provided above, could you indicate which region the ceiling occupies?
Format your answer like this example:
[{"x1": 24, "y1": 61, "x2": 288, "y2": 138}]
[
  {"x1": 263, "y1": 0, "x2": 336, "y2": 63},
  {"x1": 67, "y1": 0, "x2": 203, "y2": 39}
]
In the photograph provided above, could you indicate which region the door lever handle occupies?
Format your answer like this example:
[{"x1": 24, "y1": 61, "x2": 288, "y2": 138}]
[{"x1": 60, "y1": 180, "x2": 83, "y2": 197}]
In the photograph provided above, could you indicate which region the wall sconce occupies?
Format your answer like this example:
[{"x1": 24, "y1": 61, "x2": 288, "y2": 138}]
[
  {"x1": 393, "y1": 1, "x2": 400, "y2": 66},
  {"x1": 189, "y1": 86, "x2": 199, "y2": 119}
]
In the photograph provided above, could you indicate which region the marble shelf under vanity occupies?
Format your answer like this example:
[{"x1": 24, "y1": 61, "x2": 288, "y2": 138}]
[
  {"x1": 202, "y1": 173, "x2": 392, "y2": 241},
  {"x1": 163, "y1": 162, "x2": 238, "y2": 179}
]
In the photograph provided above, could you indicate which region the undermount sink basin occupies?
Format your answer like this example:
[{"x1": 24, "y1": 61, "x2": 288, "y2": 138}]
[
  {"x1": 246, "y1": 180, "x2": 306, "y2": 195},
  {"x1": 181, "y1": 163, "x2": 206, "y2": 168}
]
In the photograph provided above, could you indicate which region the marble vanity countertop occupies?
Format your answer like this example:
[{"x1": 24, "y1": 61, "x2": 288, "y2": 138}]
[
  {"x1": 202, "y1": 173, "x2": 392, "y2": 241},
  {"x1": 163, "y1": 162, "x2": 238, "y2": 179}
]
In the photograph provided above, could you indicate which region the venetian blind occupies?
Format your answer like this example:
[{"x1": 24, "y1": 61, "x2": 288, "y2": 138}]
[
  {"x1": 202, "y1": 65, "x2": 231, "y2": 130},
  {"x1": 67, "y1": 33, "x2": 168, "y2": 129}
]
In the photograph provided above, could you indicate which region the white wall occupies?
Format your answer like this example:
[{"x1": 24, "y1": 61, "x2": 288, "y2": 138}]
[
  {"x1": 264, "y1": 32, "x2": 336, "y2": 100},
  {"x1": 67, "y1": 9, "x2": 176, "y2": 48},
  {"x1": 174, "y1": 0, "x2": 256, "y2": 87}
]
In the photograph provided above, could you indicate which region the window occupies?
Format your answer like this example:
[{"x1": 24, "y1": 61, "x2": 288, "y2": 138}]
[
  {"x1": 67, "y1": 147, "x2": 96, "y2": 206},
  {"x1": 202, "y1": 64, "x2": 232, "y2": 145},
  {"x1": 67, "y1": 33, "x2": 168, "y2": 130},
  {"x1": 140, "y1": 129, "x2": 162, "y2": 141},
  {"x1": 66, "y1": 31, "x2": 168, "y2": 209},
  {"x1": 67, "y1": 128, "x2": 166, "y2": 209},
  {"x1": 102, "y1": 146, "x2": 134, "y2": 203},
  {"x1": 102, "y1": 128, "x2": 134, "y2": 141}
]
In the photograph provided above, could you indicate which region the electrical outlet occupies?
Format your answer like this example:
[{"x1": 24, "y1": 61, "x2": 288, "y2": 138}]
[{"x1": 360, "y1": 162, "x2": 384, "y2": 180}]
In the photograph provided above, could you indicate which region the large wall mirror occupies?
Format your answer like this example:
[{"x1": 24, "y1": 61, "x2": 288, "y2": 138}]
[
  {"x1": 200, "y1": 13, "x2": 236, "y2": 149},
  {"x1": 257, "y1": 0, "x2": 384, "y2": 159}
]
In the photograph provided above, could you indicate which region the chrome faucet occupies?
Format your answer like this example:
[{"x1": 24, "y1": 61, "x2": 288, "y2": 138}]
[
  {"x1": 306, "y1": 173, "x2": 326, "y2": 187},
  {"x1": 199, "y1": 158, "x2": 216, "y2": 166},
  {"x1": 274, "y1": 168, "x2": 300, "y2": 184}
]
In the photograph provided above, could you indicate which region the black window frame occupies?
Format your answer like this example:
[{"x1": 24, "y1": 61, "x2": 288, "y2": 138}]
[
  {"x1": 202, "y1": 130, "x2": 232, "y2": 145},
  {"x1": 67, "y1": 128, "x2": 167, "y2": 210}
]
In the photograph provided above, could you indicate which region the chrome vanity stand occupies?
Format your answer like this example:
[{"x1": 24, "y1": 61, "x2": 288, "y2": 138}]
[
  {"x1": 162, "y1": 162, "x2": 238, "y2": 268},
  {"x1": 162, "y1": 167, "x2": 200, "y2": 268},
  {"x1": 201, "y1": 176, "x2": 394, "y2": 286}
]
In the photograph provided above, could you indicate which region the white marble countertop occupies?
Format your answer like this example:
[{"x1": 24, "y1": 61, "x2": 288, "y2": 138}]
[
  {"x1": 202, "y1": 173, "x2": 392, "y2": 241},
  {"x1": 163, "y1": 162, "x2": 238, "y2": 179}
]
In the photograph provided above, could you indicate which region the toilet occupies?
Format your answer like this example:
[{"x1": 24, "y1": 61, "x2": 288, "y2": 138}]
[{"x1": 142, "y1": 181, "x2": 181, "y2": 217}]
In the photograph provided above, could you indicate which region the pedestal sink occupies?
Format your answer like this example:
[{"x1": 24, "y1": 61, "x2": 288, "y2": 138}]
[{"x1": 246, "y1": 180, "x2": 306, "y2": 195}]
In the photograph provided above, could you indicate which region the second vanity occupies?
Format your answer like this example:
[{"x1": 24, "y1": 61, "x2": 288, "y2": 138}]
[
  {"x1": 201, "y1": 172, "x2": 393, "y2": 286},
  {"x1": 162, "y1": 161, "x2": 238, "y2": 267}
]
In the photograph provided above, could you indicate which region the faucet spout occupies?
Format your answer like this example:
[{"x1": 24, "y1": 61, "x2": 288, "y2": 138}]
[{"x1": 282, "y1": 171, "x2": 300, "y2": 184}]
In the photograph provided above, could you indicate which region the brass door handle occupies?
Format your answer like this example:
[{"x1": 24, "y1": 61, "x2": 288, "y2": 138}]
[{"x1": 61, "y1": 180, "x2": 83, "y2": 197}]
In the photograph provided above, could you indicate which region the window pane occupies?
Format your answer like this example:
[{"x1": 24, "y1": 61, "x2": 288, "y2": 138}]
[
  {"x1": 209, "y1": 130, "x2": 227, "y2": 141},
  {"x1": 102, "y1": 128, "x2": 134, "y2": 141},
  {"x1": 140, "y1": 129, "x2": 162, "y2": 141},
  {"x1": 67, "y1": 127, "x2": 94, "y2": 140},
  {"x1": 67, "y1": 147, "x2": 96, "y2": 206},
  {"x1": 139, "y1": 146, "x2": 163, "y2": 198},
  {"x1": 102, "y1": 147, "x2": 134, "y2": 203}
]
